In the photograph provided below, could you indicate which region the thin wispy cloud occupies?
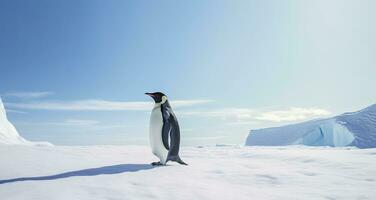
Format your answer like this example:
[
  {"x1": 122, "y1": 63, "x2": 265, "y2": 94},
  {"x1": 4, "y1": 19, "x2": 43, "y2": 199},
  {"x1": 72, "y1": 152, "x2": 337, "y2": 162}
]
[
  {"x1": 14, "y1": 119, "x2": 132, "y2": 134},
  {"x1": 6, "y1": 99, "x2": 212, "y2": 111},
  {"x1": 254, "y1": 107, "x2": 331, "y2": 122},
  {"x1": 59, "y1": 119, "x2": 100, "y2": 126},
  {"x1": 171, "y1": 100, "x2": 213, "y2": 107},
  {"x1": 5, "y1": 109, "x2": 28, "y2": 114},
  {"x1": 177, "y1": 108, "x2": 255, "y2": 120},
  {"x1": 185, "y1": 136, "x2": 227, "y2": 141},
  {"x1": 178, "y1": 107, "x2": 331, "y2": 123},
  {"x1": 4, "y1": 91, "x2": 53, "y2": 99},
  {"x1": 16, "y1": 119, "x2": 100, "y2": 126}
]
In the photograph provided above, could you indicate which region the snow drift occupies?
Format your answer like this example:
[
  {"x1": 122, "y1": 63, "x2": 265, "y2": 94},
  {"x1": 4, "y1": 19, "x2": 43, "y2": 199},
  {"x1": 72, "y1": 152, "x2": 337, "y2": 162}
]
[
  {"x1": 246, "y1": 104, "x2": 376, "y2": 148},
  {"x1": 0, "y1": 97, "x2": 31, "y2": 145}
]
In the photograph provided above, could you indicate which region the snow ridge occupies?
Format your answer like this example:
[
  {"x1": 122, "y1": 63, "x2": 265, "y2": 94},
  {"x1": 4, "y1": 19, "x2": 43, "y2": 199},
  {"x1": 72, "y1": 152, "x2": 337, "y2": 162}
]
[{"x1": 0, "y1": 97, "x2": 30, "y2": 145}]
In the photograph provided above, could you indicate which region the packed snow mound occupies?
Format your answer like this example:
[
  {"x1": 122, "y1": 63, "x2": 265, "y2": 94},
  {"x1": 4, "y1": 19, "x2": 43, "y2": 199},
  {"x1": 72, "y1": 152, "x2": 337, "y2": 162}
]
[
  {"x1": 0, "y1": 97, "x2": 31, "y2": 145},
  {"x1": 246, "y1": 104, "x2": 376, "y2": 148}
]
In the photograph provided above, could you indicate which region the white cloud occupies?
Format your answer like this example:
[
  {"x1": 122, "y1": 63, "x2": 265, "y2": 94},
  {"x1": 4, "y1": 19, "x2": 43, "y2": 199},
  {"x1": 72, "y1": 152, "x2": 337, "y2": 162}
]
[
  {"x1": 177, "y1": 108, "x2": 255, "y2": 120},
  {"x1": 185, "y1": 136, "x2": 227, "y2": 141},
  {"x1": 59, "y1": 119, "x2": 100, "y2": 126},
  {"x1": 4, "y1": 91, "x2": 53, "y2": 99},
  {"x1": 254, "y1": 107, "x2": 331, "y2": 122},
  {"x1": 178, "y1": 107, "x2": 331, "y2": 123},
  {"x1": 5, "y1": 109, "x2": 28, "y2": 114},
  {"x1": 172, "y1": 100, "x2": 213, "y2": 107},
  {"x1": 15, "y1": 119, "x2": 131, "y2": 130},
  {"x1": 17, "y1": 119, "x2": 100, "y2": 126},
  {"x1": 6, "y1": 99, "x2": 212, "y2": 111}
]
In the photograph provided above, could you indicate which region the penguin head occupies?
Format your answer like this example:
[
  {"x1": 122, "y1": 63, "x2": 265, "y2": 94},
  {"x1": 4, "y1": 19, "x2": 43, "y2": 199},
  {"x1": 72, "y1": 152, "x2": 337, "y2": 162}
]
[{"x1": 145, "y1": 92, "x2": 167, "y2": 103}]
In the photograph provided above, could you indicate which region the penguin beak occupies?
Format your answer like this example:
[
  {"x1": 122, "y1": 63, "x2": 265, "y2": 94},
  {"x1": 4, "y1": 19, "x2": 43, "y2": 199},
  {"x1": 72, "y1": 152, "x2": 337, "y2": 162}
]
[{"x1": 145, "y1": 93, "x2": 153, "y2": 97}]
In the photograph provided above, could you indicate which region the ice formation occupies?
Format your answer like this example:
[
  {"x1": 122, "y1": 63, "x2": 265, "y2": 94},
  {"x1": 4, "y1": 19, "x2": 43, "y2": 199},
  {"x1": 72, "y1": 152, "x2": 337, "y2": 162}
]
[
  {"x1": 246, "y1": 104, "x2": 376, "y2": 148},
  {"x1": 0, "y1": 97, "x2": 30, "y2": 144}
]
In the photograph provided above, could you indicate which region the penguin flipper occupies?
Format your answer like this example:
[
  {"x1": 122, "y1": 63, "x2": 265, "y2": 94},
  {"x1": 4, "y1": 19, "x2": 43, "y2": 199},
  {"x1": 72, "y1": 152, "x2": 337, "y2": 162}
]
[
  {"x1": 161, "y1": 104, "x2": 172, "y2": 150},
  {"x1": 161, "y1": 120, "x2": 171, "y2": 150}
]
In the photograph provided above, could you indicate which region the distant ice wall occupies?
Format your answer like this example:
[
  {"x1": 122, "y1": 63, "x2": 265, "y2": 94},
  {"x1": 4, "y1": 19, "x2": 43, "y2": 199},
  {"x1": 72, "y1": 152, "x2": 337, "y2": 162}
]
[
  {"x1": 246, "y1": 104, "x2": 376, "y2": 148},
  {"x1": 292, "y1": 119, "x2": 354, "y2": 147}
]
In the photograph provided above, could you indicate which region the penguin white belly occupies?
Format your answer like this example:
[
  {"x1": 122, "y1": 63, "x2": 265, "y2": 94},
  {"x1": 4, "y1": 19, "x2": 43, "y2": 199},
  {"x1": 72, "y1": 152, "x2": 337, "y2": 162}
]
[{"x1": 149, "y1": 106, "x2": 169, "y2": 164}]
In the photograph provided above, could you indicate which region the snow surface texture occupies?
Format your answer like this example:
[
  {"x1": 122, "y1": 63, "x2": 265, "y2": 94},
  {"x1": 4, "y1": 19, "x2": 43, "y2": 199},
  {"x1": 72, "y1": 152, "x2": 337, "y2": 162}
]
[
  {"x1": 246, "y1": 104, "x2": 376, "y2": 148},
  {"x1": 0, "y1": 145, "x2": 375, "y2": 200},
  {"x1": 0, "y1": 98, "x2": 30, "y2": 145}
]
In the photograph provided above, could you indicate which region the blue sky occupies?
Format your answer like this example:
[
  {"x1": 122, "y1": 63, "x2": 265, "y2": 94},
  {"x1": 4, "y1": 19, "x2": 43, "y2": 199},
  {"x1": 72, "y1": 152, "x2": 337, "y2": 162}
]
[{"x1": 0, "y1": 0, "x2": 375, "y2": 145}]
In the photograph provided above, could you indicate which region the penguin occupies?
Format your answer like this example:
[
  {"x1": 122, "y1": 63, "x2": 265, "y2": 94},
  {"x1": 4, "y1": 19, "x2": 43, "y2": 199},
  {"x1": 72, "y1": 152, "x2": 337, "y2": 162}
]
[{"x1": 145, "y1": 92, "x2": 187, "y2": 166}]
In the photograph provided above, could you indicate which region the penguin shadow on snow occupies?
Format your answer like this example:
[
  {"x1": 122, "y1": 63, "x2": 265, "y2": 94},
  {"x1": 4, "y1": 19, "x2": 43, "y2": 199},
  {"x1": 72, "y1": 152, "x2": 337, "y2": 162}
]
[{"x1": 0, "y1": 164, "x2": 155, "y2": 185}]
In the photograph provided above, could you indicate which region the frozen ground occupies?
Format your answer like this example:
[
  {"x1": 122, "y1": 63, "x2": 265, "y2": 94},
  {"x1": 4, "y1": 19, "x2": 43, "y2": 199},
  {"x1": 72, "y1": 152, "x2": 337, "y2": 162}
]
[{"x1": 0, "y1": 145, "x2": 375, "y2": 200}]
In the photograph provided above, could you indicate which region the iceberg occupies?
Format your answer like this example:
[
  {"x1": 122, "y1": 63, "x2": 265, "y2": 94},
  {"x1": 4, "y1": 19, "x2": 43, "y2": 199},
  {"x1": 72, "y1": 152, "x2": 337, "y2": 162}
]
[{"x1": 246, "y1": 104, "x2": 376, "y2": 148}]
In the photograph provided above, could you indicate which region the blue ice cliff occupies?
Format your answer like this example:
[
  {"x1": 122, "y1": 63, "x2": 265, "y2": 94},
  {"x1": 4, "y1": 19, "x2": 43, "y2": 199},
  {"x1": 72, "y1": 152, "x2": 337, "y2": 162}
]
[{"x1": 246, "y1": 104, "x2": 376, "y2": 148}]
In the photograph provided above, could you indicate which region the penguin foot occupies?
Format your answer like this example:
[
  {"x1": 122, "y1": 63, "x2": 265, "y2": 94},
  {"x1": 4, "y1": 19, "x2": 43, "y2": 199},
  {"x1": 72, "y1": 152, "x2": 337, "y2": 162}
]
[{"x1": 151, "y1": 161, "x2": 163, "y2": 166}]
